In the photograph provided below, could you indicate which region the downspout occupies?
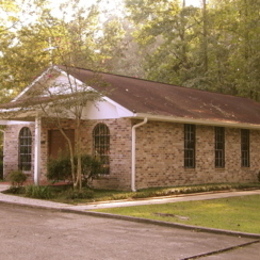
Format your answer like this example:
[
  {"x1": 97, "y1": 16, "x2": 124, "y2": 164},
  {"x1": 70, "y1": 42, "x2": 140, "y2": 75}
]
[{"x1": 131, "y1": 117, "x2": 148, "y2": 192}]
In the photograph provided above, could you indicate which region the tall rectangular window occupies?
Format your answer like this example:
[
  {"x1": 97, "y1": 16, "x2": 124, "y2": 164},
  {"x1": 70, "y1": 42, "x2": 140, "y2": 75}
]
[
  {"x1": 215, "y1": 127, "x2": 225, "y2": 168},
  {"x1": 19, "y1": 127, "x2": 32, "y2": 171},
  {"x1": 93, "y1": 123, "x2": 110, "y2": 174},
  {"x1": 241, "y1": 129, "x2": 250, "y2": 167},
  {"x1": 184, "y1": 124, "x2": 196, "y2": 168}
]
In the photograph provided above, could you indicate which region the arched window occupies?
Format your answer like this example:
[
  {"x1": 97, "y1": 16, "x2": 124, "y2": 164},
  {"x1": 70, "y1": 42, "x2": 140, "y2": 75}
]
[
  {"x1": 93, "y1": 123, "x2": 110, "y2": 174},
  {"x1": 19, "y1": 127, "x2": 32, "y2": 171}
]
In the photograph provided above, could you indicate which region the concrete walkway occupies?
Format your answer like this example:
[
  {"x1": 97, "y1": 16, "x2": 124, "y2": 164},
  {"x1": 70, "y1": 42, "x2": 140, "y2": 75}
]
[
  {"x1": 66, "y1": 189, "x2": 260, "y2": 211},
  {"x1": 1, "y1": 183, "x2": 259, "y2": 211},
  {"x1": 0, "y1": 183, "x2": 259, "y2": 239}
]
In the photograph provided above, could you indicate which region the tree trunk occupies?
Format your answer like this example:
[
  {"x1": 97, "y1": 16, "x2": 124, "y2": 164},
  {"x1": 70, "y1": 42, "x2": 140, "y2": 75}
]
[
  {"x1": 75, "y1": 116, "x2": 83, "y2": 191},
  {"x1": 58, "y1": 126, "x2": 76, "y2": 185},
  {"x1": 202, "y1": 0, "x2": 208, "y2": 73}
]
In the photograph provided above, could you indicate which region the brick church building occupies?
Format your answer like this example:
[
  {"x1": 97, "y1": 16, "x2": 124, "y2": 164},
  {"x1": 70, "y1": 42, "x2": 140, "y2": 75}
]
[{"x1": 0, "y1": 65, "x2": 259, "y2": 191}]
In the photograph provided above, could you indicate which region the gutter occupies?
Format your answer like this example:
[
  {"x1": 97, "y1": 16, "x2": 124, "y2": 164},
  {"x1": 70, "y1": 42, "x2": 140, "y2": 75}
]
[
  {"x1": 131, "y1": 117, "x2": 148, "y2": 192},
  {"x1": 133, "y1": 113, "x2": 260, "y2": 130}
]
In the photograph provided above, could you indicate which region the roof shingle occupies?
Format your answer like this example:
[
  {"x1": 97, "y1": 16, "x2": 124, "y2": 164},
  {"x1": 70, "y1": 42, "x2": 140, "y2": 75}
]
[{"x1": 60, "y1": 66, "x2": 260, "y2": 125}]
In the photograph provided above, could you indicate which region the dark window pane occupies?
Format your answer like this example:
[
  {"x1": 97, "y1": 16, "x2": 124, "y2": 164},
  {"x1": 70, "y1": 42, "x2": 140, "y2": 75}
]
[
  {"x1": 93, "y1": 123, "x2": 110, "y2": 174},
  {"x1": 215, "y1": 127, "x2": 225, "y2": 168},
  {"x1": 241, "y1": 129, "x2": 250, "y2": 167},
  {"x1": 19, "y1": 127, "x2": 32, "y2": 171},
  {"x1": 184, "y1": 124, "x2": 195, "y2": 168}
]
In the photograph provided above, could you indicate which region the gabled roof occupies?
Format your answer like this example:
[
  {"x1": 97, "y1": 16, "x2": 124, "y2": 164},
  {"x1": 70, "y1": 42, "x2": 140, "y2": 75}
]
[
  {"x1": 57, "y1": 65, "x2": 260, "y2": 127},
  {"x1": 1, "y1": 65, "x2": 260, "y2": 128}
]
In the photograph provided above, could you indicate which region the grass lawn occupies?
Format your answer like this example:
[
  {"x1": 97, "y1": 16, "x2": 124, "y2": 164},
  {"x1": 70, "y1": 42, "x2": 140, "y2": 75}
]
[{"x1": 93, "y1": 195, "x2": 260, "y2": 234}]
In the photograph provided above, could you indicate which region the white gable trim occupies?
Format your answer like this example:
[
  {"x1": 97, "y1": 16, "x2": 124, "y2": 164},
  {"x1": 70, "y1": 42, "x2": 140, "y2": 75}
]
[
  {"x1": 103, "y1": 96, "x2": 134, "y2": 117},
  {"x1": 10, "y1": 65, "x2": 135, "y2": 120},
  {"x1": 12, "y1": 65, "x2": 92, "y2": 101},
  {"x1": 55, "y1": 66, "x2": 134, "y2": 117},
  {"x1": 0, "y1": 120, "x2": 34, "y2": 125},
  {"x1": 12, "y1": 66, "x2": 54, "y2": 102},
  {"x1": 58, "y1": 67, "x2": 93, "y2": 90}
]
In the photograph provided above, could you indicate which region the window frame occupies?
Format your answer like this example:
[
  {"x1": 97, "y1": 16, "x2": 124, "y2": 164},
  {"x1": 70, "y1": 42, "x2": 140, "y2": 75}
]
[
  {"x1": 241, "y1": 129, "x2": 250, "y2": 167},
  {"x1": 19, "y1": 127, "x2": 32, "y2": 171},
  {"x1": 93, "y1": 123, "x2": 110, "y2": 175},
  {"x1": 184, "y1": 124, "x2": 196, "y2": 168},
  {"x1": 215, "y1": 127, "x2": 225, "y2": 168}
]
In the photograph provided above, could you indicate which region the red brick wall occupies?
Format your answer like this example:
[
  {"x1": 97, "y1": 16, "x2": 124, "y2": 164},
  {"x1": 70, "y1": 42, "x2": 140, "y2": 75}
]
[
  {"x1": 3, "y1": 119, "x2": 260, "y2": 190},
  {"x1": 3, "y1": 123, "x2": 35, "y2": 179},
  {"x1": 41, "y1": 118, "x2": 132, "y2": 190},
  {"x1": 135, "y1": 121, "x2": 260, "y2": 190}
]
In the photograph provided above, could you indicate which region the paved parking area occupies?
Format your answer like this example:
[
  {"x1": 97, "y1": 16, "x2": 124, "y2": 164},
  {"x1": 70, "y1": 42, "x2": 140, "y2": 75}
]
[
  {"x1": 0, "y1": 185, "x2": 259, "y2": 259},
  {"x1": 0, "y1": 203, "x2": 259, "y2": 260}
]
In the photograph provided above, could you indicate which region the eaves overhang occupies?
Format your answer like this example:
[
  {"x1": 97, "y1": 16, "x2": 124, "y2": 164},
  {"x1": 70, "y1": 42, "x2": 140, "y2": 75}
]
[{"x1": 132, "y1": 113, "x2": 260, "y2": 130}]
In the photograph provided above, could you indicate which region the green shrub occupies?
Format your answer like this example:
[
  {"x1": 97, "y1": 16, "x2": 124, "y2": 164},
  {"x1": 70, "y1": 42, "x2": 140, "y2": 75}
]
[
  {"x1": 111, "y1": 193, "x2": 132, "y2": 200},
  {"x1": 25, "y1": 185, "x2": 53, "y2": 199},
  {"x1": 47, "y1": 155, "x2": 101, "y2": 186},
  {"x1": 132, "y1": 191, "x2": 155, "y2": 199},
  {"x1": 3, "y1": 186, "x2": 25, "y2": 194},
  {"x1": 0, "y1": 145, "x2": 3, "y2": 180},
  {"x1": 47, "y1": 157, "x2": 72, "y2": 181},
  {"x1": 81, "y1": 155, "x2": 102, "y2": 185},
  {"x1": 0, "y1": 161, "x2": 3, "y2": 180},
  {"x1": 8, "y1": 170, "x2": 27, "y2": 187},
  {"x1": 65, "y1": 188, "x2": 94, "y2": 200}
]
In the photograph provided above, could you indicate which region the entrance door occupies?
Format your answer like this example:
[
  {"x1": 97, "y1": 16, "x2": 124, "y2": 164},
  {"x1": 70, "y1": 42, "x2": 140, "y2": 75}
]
[{"x1": 48, "y1": 129, "x2": 75, "y2": 159}]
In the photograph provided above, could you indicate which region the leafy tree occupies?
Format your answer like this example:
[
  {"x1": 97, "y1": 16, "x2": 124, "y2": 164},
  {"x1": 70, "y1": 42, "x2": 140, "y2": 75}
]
[
  {"x1": 0, "y1": 0, "x2": 52, "y2": 102},
  {"x1": 125, "y1": 0, "x2": 204, "y2": 85},
  {"x1": 0, "y1": 0, "x2": 115, "y2": 190},
  {"x1": 96, "y1": 16, "x2": 145, "y2": 78},
  {"x1": 0, "y1": 0, "x2": 133, "y2": 102},
  {"x1": 0, "y1": 0, "x2": 20, "y2": 33},
  {"x1": 125, "y1": 0, "x2": 260, "y2": 100}
]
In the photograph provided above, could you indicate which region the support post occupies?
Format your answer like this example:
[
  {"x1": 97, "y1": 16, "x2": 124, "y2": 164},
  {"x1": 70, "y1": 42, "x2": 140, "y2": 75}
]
[{"x1": 34, "y1": 116, "x2": 41, "y2": 185}]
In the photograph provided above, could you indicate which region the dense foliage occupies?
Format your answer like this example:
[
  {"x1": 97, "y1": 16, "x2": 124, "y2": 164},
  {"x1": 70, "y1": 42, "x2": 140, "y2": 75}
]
[
  {"x1": 0, "y1": 132, "x2": 3, "y2": 180},
  {"x1": 0, "y1": 0, "x2": 259, "y2": 102},
  {"x1": 125, "y1": 0, "x2": 260, "y2": 100},
  {"x1": 25, "y1": 185, "x2": 53, "y2": 199},
  {"x1": 47, "y1": 154, "x2": 102, "y2": 186},
  {"x1": 7, "y1": 170, "x2": 27, "y2": 187},
  {"x1": 0, "y1": 0, "x2": 129, "y2": 103}
]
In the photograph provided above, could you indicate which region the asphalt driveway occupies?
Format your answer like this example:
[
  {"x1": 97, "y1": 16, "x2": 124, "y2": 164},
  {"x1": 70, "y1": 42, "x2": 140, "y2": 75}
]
[{"x1": 0, "y1": 203, "x2": 259, "y2": 260}]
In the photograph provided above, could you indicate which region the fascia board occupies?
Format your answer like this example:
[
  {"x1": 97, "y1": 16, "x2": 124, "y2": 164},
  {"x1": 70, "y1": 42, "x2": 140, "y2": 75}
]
[
  {"x1": 133, "y1": 113, "x2": 260, "y2": 130},
  {"x1": 12, "y1": 66, "x2": 57, "y2": 102},
  {"x1": 11, "y1": 65, "x2": 95, "y2": 105},
  {"x1": 58, "y1": 69, "x2": 96, "y2": 92},
  {"x1": 102, "y1": 96, "x2": 135, "y2": 117},
  {"x1": 0, "y1": 120, "x2": 34, "y2": 125},
  {"x1": 81, "y1": 98, "x2": 134, "y2": 120},
  {"x1": 10, "y1": 65, "x2": 133, "y2": 119}
]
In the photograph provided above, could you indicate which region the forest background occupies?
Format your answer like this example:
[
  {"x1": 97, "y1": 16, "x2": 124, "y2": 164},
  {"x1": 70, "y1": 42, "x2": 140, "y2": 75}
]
[{"x1": 0, "y1": 0, "x2": 259, "y2": 103}]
